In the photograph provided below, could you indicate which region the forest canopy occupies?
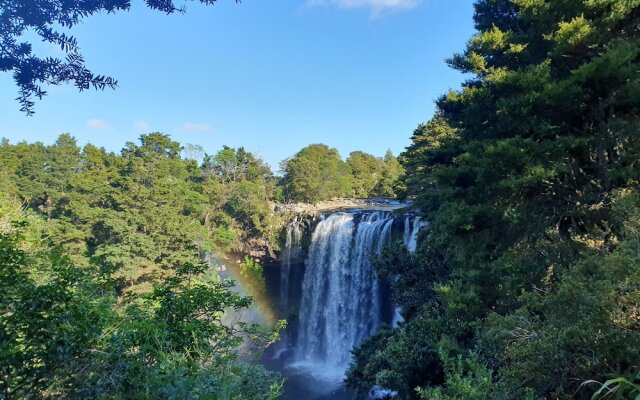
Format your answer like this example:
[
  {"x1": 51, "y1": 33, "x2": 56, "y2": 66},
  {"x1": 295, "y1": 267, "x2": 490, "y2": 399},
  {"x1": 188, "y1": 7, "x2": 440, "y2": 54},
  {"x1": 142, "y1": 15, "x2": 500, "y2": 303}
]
[{"x1": 0, "y1": 194, "x2": 283, "y2": 399}]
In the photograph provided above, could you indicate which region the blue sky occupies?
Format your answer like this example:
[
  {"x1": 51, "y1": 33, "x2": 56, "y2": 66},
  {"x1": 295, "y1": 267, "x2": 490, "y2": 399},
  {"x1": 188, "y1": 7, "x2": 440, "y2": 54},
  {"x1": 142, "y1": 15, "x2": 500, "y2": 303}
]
[{"x1": 0, "y1": 0, "x2": 476, "y2": 169}]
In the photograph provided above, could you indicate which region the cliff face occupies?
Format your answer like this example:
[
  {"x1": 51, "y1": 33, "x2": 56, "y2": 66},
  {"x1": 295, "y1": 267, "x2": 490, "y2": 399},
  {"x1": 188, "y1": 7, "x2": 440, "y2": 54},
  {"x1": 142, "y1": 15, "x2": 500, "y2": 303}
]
[{"x1": 238, "y1": 198, "x2": 411, "y2": 263}]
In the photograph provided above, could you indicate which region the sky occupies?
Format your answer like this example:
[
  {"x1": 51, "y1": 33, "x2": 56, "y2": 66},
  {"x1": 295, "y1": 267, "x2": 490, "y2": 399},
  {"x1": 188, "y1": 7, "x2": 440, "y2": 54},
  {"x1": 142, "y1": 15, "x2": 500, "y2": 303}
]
[{"x1": 0, "y1": 0, "x2": 476, "y2": 169}]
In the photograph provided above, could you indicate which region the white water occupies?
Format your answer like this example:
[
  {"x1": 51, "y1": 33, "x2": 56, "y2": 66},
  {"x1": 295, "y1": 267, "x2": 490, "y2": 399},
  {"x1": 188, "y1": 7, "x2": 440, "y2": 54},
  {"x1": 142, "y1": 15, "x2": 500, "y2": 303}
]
[
  {"x1": 281, "y1": 216, "x2": 303, "y2": 308},
  {"x1": 404, "y1": 216, "x2": 424, "y2": 253},
  {"x1": 295, "y1": 211, "x2": 395, "y2": 379},
  {"x1": 273, "y1": 211, "x2": 426, "y2": 398},
  {"x1": 403, "y1": 216, "x2": 412, "y2": 247},
  {"x1": 392, "y1": 215, "x2": 426, "y2": 328}
]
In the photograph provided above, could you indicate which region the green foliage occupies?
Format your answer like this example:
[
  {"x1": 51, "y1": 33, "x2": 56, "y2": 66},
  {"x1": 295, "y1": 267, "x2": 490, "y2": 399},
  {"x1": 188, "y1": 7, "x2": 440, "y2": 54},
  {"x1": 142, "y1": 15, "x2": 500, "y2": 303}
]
[
  {"x1": 281, "y1": 144, "x2": 404, "y2": 202},
  {"x1": 346, "y1": 150, "x2": 404, "y2": 198},
  {"x1": 0, "y1": 139, "x2": 19, "y2": 197},
  {"x1": 346, "y1": 308, "x2": 447, "y2": 399},
  {"x1": 586, "y1": 371, "x2": 640, "y2": 400},
  {"x1": 373, "y1": 149, "x2": 404, "y2": 197},
  {"x1": 349, "y1": 1, "x2": 640, "y2": 399},
  {"x1": 347, "y1": 151, "x2": 384, "y2": 198},
  {"x1": 204, "y1": 146, "x2": 272, "y2": 184},
  {"x1": 203, "y1": 145, "x2": 283, "y2": 254},
  {"x1": 280, "y1": 144, "x2": 354, "y2": 203},
  {"x1": 0, "y1": 136, "x2": 288, "y2": 398},
  {"x1": 0, "y1": 223, "x2": 112, "y2": 399},
  {"x1": 372, "y1": 242, "x2": 443, "y2": 319},
  {"x1": 239, "y1": 255, "x2": 267, "y2": 294},
  {"x1": 0, "y1": 206, "x2": 283, "y2": 399},
  {"x1": 84, "y1": 263, "x2": 283, "y2": 400},
  {"x1": 416, "y1": 351, "x2": 495, "y2": 400},
  {"x1": 0, "y1": 134, "x2": 281, "y2": 294}
]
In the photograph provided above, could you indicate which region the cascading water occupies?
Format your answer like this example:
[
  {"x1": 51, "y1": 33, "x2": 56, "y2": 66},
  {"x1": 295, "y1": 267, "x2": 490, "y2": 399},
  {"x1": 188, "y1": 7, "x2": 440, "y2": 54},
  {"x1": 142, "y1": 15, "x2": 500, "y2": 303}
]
[
  {"x1": 404, "y1": 216, "x2": 425, "y2": 253},
  {"x1": 280, "y1": 217, "x2": 303, "y2": 308},
  {"x1": 295, "y1": 211, "x2": 394, "y2": 376},
  {"x1": 270, "y1": 209, "x2": 426, "y2": 399},
  {"x1": 403, "y1": 216, "x2": 412, "y2": 247},
  {"x1": 391, "y1": 215, "x2": 426, "y2": 327}
]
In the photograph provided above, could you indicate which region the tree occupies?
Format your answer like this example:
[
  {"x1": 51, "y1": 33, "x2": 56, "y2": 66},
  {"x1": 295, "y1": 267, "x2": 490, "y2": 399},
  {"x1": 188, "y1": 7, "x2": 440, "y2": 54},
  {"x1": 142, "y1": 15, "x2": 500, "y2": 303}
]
[
  {"x1": 346, "y1": 151, "x2": 383, "y2": 198},
  {"x1": 200, "y1": 145, "x2": 279, "y2": 249},
  {"x1": 182, "y1": 143, "x2": 205, "y2": 161},
  {"x1": 0, "y1": 138, "x2": 19, "y2": 197},
  {"x1": 0, "y1": 203, "x2": 110, "y2": 399},
  {"x1": 135, "y1": 132, "x2": 181, "y2": 159},
  {"x1": 0, "y1": 0, "x2": 239, "y2": 115},
  {"x1": 280, "y1": 144, "x2": 353, "y2": 203},
  {"x1": 348, "y1": 1, "x2": 640, "y2": 399},
  {"x1": 204, "y1": 146, "x2": 272, "y2": 184},
  {"x1": 373, "y1": 149, "x2": 403, "y2": 197},
  {"x1": 0, "y1": 175, "x2": 284, "y2": 400},
  {"x1": 0, "y1": 133, "x2": 284, "y2": 295},
  {"x1": 83, "y1": 262, "x2": 284, "y2": 400}
]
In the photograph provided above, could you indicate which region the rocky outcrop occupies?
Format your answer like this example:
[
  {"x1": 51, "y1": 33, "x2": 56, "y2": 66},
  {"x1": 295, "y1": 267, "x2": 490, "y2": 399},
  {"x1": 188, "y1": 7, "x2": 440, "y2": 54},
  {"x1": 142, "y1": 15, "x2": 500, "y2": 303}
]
[
  {"x1": 237, "y1": 198, "x2": 411, "y2": 263},
  {"x1": 274, "y1": 198, "x2": 410, "y2": 215}
]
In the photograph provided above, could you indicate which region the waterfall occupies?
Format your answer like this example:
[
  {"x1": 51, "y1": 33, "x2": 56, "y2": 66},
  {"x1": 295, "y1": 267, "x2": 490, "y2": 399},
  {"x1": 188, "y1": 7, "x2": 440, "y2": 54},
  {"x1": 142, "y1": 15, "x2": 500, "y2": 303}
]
[
  {"x1": 295, "y1": 211, "x2": 394, "y2": 375},
  {"x1": 281, "y1": 217, "x2": 303, "y2": 308},
  {"x1": 392, "y1": 215, "x2": 426, "y2": 327},
  {"x1": 403, "y1": 216, "x2": 412, "y2": 246},
  {"x1": 405, "y1": 217, "x2": 424, "y2": 253}
]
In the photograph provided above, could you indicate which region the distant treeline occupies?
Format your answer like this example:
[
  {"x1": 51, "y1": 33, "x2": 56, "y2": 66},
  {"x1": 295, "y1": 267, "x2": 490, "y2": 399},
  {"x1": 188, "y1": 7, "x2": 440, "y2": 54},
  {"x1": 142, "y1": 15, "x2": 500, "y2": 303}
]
[{"x1": 280, "y1": 144, "x2": 404, "y2": 203}]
